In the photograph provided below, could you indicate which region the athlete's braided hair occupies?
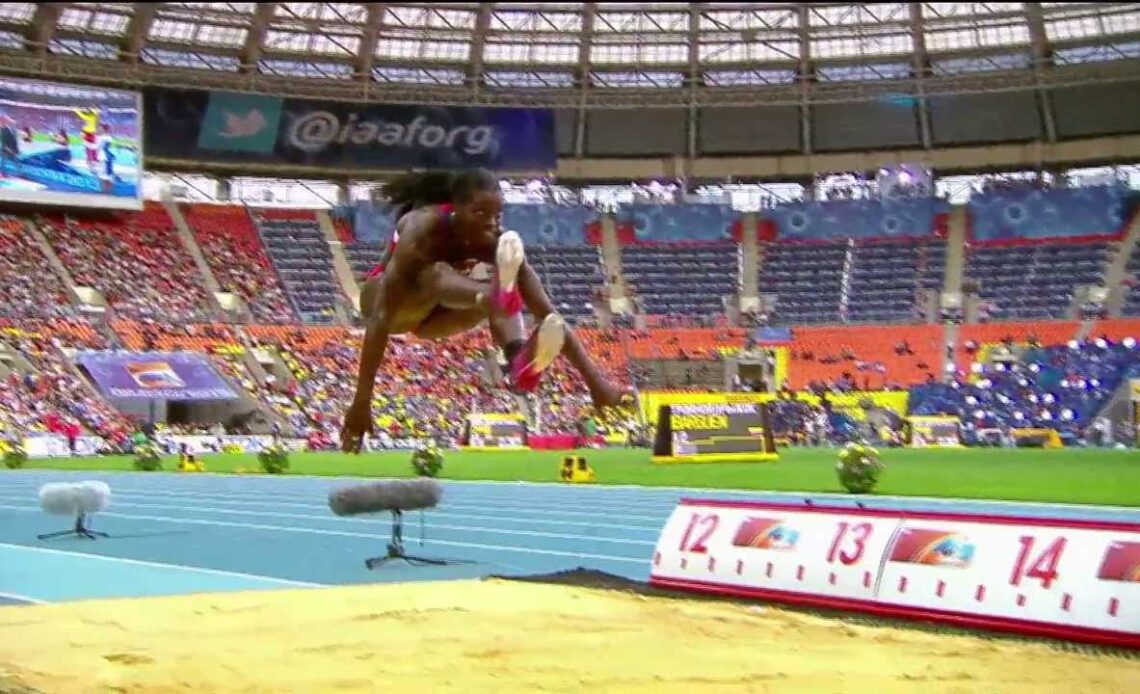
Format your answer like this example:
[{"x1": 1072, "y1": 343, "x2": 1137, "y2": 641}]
[{"x1": 382, "y1": 168, "x2": 499, "y2": 220}]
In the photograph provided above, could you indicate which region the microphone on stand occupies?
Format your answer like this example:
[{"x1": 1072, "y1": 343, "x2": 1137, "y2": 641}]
[
  {"x1": 328, "y1": 479, "x2": 470, "y2": 569},
  {"x1": 38, "y1": 481, "x2": 111, "y2": 540}
]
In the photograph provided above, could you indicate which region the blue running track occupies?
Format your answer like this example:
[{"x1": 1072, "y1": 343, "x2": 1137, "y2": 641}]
[{"x1": 1, "y1": 470, "x2": 1137, "y2": 605}]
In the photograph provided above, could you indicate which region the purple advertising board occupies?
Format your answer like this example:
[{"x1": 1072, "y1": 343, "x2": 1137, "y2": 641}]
[{"x1": 76, "y1": 351, "x2": 238, "y2": 401}]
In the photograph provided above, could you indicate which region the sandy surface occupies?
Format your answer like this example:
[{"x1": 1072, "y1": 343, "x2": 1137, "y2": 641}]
[{"x1": 0, "y1": 579, "x2": 1136, "y2": 693}]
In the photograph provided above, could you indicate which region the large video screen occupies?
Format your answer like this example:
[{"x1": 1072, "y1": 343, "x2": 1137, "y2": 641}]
[{"x1": 0, "y1": 76, "x2": 142, "y2": 210}]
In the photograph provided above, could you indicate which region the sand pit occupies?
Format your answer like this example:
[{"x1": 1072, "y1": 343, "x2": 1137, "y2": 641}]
[{"x1": 0, "y1": 578, "x2": 1136, "y2": 693}]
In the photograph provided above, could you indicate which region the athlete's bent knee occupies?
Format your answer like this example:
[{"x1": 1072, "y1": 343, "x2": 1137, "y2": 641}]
[{"x1": 422, "y1": 261, "x2": 453, "y2": 289}]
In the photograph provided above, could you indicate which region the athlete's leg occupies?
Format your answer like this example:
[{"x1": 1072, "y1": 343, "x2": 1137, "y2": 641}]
[
  {"x1": 412, "y1": 307, "x2": 485, "y2": 339},
  {"x1": 515, "y1": 261, "x2": 631, "y2": 409},
  {"x1": 415, "y1": 232, "x2": 565, "y2": 392},
  {"x1": 418, "y1": 261, "x2": 523, "y2": 344},
  {"x1": 359, "y1": 275, "x2": 380, "y2": 321}
]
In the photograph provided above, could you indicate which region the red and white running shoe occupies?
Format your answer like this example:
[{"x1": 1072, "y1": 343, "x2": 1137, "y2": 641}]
[
  {"x1": 508, "y1": 313, "x2": 566, "y2": 393},
  {"x1": 491, "y1": 230, "x2": 524, "y2": 316}
]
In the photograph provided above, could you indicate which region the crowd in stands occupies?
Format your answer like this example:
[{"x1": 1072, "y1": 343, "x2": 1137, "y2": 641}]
[
  {"x1": 240, "y1": 325, "x2": 635, "y2": 446},
  {"x1": 181, "y1": 205, "x2": 296, "y2": 323},
  {"x1": 0, "y1": 318, "x2": 131, "y2": 445},
  {"x1": 39, "y1": 207, "x2": 211, "y2": 320},
  {"x1": 0, "y1": 178, "x2": 1136, "y2": 451},
  {"x1": 0, "y1": 311, "x2": 1135, "y2": 451},
  {"x1": 911, "y1": 332, "x2": 1139, "y2": 443},
  {"x1": 0, "y1": 215, "x2": 72, "y2": 318}
]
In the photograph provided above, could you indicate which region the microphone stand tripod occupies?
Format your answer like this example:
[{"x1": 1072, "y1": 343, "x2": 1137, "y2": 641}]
[
  {"x1": 38, "y1": 513, "x2": 108, "y2": 541},
  {"x1": 364, "y1": 510, "x2": 473, "y2": 569}
]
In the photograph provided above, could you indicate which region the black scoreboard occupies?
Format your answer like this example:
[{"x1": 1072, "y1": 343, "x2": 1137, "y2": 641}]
[{"x1": 652, "y1": 403, "x2": 778, "y2": 463}]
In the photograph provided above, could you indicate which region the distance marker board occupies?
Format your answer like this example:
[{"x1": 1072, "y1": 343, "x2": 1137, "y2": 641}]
[{"x1": 650, "y1": 499, "x2": 1140, "y2": 648}]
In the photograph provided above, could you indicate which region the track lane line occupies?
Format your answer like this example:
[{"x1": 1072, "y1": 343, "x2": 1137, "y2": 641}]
[
  {"x1": 0, "y1": 505, "x2": 647, "y2": 564},
  {"x1": 0, "y1": 541, "x2": 324, "y2": 588}
]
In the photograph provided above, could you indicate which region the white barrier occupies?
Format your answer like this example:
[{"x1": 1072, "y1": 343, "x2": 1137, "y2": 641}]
[
  {"x1": 649, "y1": 499, "x2": 1140, "y2": 649},
  {"x1": 23, "y1": 435, "x2": 104, "y2": 458},
  {"x1": 19, "y1": 433, "x2": 435, "y2": 458},
  {"x1": 21, "y1": 434, "x2": 308, "y2": 458}
]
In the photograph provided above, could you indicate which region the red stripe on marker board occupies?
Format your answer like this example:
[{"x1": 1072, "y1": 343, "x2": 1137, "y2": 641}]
[
  {"x1": 898, "y1": 576, "x2": 908, "y2": 593},
  {"x1": 1061, "y1": 594, "x2": 1072, "y2": 612},
  {"x1": 1109, "y1": 598, "x2": 1119, "y2": 617},
  {"x1": 936, "y1": 581, "x2": 945, "y2": 598},
  {"x1": 975, "y1": 585, "x2": 986, "y2": 602}
]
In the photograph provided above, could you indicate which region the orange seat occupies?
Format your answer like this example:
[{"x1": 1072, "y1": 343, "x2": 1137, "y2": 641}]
[
  {"x1": 787, "y1": 324, "x2": 943, "y2": 389},
  {"x1": 1089, "y1": 319, "x2": 1140, "y2": 343},
  {"x1": 955, "y1": 321, "x2": 1079, "y2": 371}
]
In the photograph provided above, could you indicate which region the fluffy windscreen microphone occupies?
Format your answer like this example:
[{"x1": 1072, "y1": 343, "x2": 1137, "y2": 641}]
[
  {"x1": 39, "y1": 481, "x2": 111, "y2": 516},
  {"x1": 328, "y1": 478, "x2": 443, "y2": 517}
]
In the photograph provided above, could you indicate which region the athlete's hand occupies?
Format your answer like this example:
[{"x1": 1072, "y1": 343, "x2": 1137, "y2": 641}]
[{"x1": 340, "y1": 401, "x2": 374, "y2": 454}]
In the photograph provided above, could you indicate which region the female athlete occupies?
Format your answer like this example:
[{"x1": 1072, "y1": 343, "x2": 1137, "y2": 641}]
[{"x1": 341, "y1": 168, "x2": 630, "y2": 453}]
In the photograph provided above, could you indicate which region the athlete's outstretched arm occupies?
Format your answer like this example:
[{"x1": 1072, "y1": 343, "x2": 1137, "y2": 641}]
[
  {"x1": 341, "y1": 283, "x2": 394, "y2": 454},
  {"x1": 341, "y1": 219, "x2": 423, "y2": 453},
  {"x1": 516, "y1": 260, "x2": 629, "y2": 409}
]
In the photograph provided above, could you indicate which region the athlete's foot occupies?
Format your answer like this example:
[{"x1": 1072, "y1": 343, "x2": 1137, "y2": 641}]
[
  {"x1": 491, "y1": 230, "x2": 525, "y2": 316},
  {"x1": 508, "y1": 313, "x2": 566, "y2": 393}
]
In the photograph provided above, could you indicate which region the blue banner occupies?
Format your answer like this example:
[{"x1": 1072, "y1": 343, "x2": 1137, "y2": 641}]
[
  {"x1": 349, "y1": 200, "x2": 397, "y2": 245},
  {"x1": 752, "y1": 327, "x2": 792, "y2": 343},
  {"x1": 765, "y1": 197, "x2": 951, "y2": 241},
  {"x1": 967, "y1": 185, "x2": 1136, "y2": 242},
  {"x1": 616, "y1": 203, "x2": 738, "y2": 242},
  {"x1": 144, "y1": 88, "x2": 556, "y2": 171},
  {"x1": 502, "y1": 204, "x2": 595, "y2": 246},
  {"x1": 76, "y1": 351, "x2": 238, "y2": 401}
]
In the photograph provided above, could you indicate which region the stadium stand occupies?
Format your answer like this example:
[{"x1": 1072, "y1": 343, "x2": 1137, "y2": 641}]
[
  {"x1": 0, "y1": 318, "x2": 131, "y2": 443},
  {"x1": 1123, "y1": 242, "x2": 1140, "y2": 316},
  {"x1": 1091, "y1": 318, "x2": 1140, "y2": 343},
  {"x1": 0, "y1": 215, "x2": 71, "y2": 317},
  {"x1": 529, "y1": 245, "x2": 605, "y2": 322},
  {"x1": 344, "y1": 241, "x2": 381, "y2": 284},
  {"x1": 622, "y1": 242, "x2": 737, "y2": 317},
  {"x1": 759, "y1": 241, "x2": 847, "y2": 324},
  {"x1": 846, "y1": 238, "x2": 946, "y2": 323},
  {"x1": 965, "y1": 240, "x2": 1111, "y2": 320},
  {"x1": 250, "y1": 209, "x2": 339, "y2": 323},
  {"x1": 785, "y1": 324, "x2": 944, "y2": 391},
  {"x1": 182, "y1": 204, "x2": 296, "y2": 323},
  {"x1": 0, "y1": 179, "x2": 1137, "y2": 451},
  {"x1": 39, "y1": 204, "x2": 211, "y2": 320},
  {"x1": 909, "y1": 338, "x2": 1139, "y2": 442}
]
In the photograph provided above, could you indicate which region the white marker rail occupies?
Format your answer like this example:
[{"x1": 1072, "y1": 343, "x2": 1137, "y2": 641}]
[{"x1": 649, "y1": 499, "x2": 1140, "y2": 649}]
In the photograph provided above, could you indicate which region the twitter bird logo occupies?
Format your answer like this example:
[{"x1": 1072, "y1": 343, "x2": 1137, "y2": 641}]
[
  {"x1": 197, "y1": 92, "x2": 283, "y2": 153},
  {"x1": 217, "y1": 109, "x2": 267, "y2": 139}
]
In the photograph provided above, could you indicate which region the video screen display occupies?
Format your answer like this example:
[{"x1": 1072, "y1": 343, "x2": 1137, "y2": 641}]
[{"x1": 0, "y1": 76, "x2": 142, "y2": 210}]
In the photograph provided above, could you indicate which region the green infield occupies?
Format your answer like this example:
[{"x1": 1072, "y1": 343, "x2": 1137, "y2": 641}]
[{"x1": 13, "y1": 446, "x2": 1140, "y2": 507}]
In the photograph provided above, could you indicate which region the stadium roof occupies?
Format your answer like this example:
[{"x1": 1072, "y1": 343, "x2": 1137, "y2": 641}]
[{"x1": 0, "y1": 3, "x2": 1136, "y2": 107}]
